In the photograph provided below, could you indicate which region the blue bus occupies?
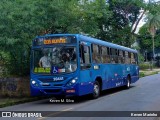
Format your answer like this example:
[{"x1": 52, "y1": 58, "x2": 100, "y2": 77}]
[{"x1": 30, "y1": 34, "x2": 139, "y2": 98}]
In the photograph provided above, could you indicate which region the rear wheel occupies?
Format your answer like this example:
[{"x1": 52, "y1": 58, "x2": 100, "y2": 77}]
[
  {"x1": 126, "y1": 76, "x2": 131, "y2": 89},
  {"x1": 92, "y1": 81, "x2": 100, "y2": 99}
]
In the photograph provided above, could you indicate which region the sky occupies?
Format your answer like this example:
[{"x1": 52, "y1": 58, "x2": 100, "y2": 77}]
[
  {"x1": 144, "y1": 0, "x2": 160, "y2": 3},
  {"x1": 135, "y1": 0, "x2": 160, "y2": 33},
  {"x1": 135, "y1": 13, "x2": 146, "y2": 34}
]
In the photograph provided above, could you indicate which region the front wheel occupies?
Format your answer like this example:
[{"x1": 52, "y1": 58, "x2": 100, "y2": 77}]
[{"x1": 92, "y1": 81, "x2": 100, "y2": 99}]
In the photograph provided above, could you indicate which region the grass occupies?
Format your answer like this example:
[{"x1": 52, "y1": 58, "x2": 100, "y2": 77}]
[
  {"x1": 0, "y1": 96, "x2": 47, "y2": 108},
  {"x1": 139, "y1": 68, "x2": 160, "y2": 78}
]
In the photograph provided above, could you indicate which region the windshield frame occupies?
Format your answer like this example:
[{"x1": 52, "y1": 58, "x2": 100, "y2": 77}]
[{"x1": 31, "y1": 45, "x2": 78, "y2": 75}]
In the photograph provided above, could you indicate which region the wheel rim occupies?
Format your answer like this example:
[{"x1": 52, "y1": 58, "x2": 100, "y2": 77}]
[
  {"x1": 94, "y1": 83, "x2": 99, "y2": 96},
  {"x1": 127, "y1": 79, "x2": 130, "y2": 88}
]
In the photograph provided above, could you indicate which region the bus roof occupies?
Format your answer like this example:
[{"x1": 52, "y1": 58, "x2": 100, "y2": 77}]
[
  {"x1": 78, "y1": 34, "x2": 137, "y2": 53},
  {"x1": 37, "y1": 34, "x2": 137, "y2": 53}
]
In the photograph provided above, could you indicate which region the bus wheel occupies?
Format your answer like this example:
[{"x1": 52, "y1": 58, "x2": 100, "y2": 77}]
[
  {"x1": 92, "y1": 81, "x2": 100, "y2": 99},
  {"x1": 126, "y1": 76, "x2": 131, "y2": 89}
]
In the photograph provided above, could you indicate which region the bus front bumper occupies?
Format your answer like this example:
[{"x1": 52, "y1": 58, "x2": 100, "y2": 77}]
[{"x1": 30, "y1": 85, "x2": 79, "y2": 97}]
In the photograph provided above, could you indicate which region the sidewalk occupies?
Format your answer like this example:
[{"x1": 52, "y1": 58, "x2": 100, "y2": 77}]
[
  {"x1": 0, "y1": 97, "x2": 45, "y2": 108},
  {"x1": 140, "y1": 68, "x2": 160, "y2": 76},
  {"x1": 140, "y1": 68, "x2": 160, "y2": 72}
]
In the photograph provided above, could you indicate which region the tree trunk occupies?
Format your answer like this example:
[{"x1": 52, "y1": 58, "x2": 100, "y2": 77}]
[
  {"x1": 151, "y1": 35, "x2": 155, "y2": 70},
  {"x1": 152, "y1": 35, "x2": 155, "y2": 60},
  {"x1": 131, "y1": 10, "x2": 146, "y2": 34}
]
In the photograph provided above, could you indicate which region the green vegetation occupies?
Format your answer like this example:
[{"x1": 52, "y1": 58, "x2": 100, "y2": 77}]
[
  {"x1": 0, "y1": 0, "x2": 159, "y2": 76},
  {"x1": 0, "y1": 97, "x2": 35, "y2": 108},
  {"x1": 139, "y1": 72, "x2": 145, "y2": 77},
  {"x1": 139, "y1": 63, "x2": 151, "y2": 70},
  {"x1": 0, "y1": 97, "x2": 47, "y2": 108},
  {"x1": 0, "y1": 0, "x2": 149, "y2": 76},
  {"x1": 140, "y1": 70, "x2": 160, "y2": 78},
  {"x1": 138, "y1": 1, "x2": 160, "y2": 62}
]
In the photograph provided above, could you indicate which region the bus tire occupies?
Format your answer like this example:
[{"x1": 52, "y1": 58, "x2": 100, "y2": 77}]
[
  {"x1": 125, "y1": 76, "x2": 131, "y2": 89},
  {"x1": 92, "y1": 81, "x2": 100, "y2": 99}
]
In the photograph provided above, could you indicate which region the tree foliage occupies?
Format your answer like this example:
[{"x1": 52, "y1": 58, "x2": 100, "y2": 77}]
[
  {"x1": 0, "y1": 0, "x2": 154, "y2": 76},
  {"x1": 139, "y1": 25, "x2": 160, "y2": 52},
  {"x1": 102, "y1": 0, "x2": 146, "y2": 47},
  {"x1": 138, "y1": 1, "x2": 160, "y2": 57}
]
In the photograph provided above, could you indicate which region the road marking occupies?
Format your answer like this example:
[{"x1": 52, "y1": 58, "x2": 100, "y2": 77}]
[
  {"x1": 61, "y1": 108, "x2": 73, "y2": 111},
  {"x1": 37, "y1": 108, "x2": 73, "y2": 120}
]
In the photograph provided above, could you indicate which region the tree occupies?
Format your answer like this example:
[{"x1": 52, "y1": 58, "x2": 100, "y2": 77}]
[
  {"x1": 0, "y1": 0, "x2": 81, "y2": 76},
  {"x1": 105, "y1": 0, "x2": 146, "y2": 47},
  {"x1": 138, "y1": 0, "x2": 160, "y2": 64},
  {"x1": 0, "y1": 0, "x2": 155, "y2": 76},
  {"x1": 147, "y1": 13, "x2": 160, "y2": 59},
  {"x1": 78, "y1": 0, "x2": 112, "y2": 37}
]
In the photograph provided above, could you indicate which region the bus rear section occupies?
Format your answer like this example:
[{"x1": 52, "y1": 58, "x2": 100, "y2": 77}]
[{"x1": 76, "y1": 36, "x2": 139, "y2": 98}]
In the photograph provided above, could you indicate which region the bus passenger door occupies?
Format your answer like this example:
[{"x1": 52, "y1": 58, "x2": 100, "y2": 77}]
[{"x1": 79, "y1": 43, "x2": 92, "y2": 96}]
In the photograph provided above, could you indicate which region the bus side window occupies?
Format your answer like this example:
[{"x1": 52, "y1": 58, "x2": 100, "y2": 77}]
[
  {"x1": 118, "y1": 50, "x2": 123, "y2": 64},
  {"x1": 79, "y1": 44, "x2": 84, "y2": 63},
  {"x1": 92, "y1": 44, "x2": 101, "y2": 63},
  {"x1": 115, "y1": 49, "x2": 118, "y2": 63},
  {"x1": 118, "y1": 50, "x2": 122, "y2": 63},
  {"x1": 125, "y1": 51, "x2": 128, "y2": 64},
  {"x1": 122, "y1": 51, "x2": 125, "y2": 64},
  {"x1": 107, "y1": 47, "x2": 110, "y2": 63},
  {"x1": 99, "y1": 46, "x2": 102, "y2": 63},
  {"x1": 110, "y1": 48, "x2": 114, "y2": 63},
  {"x1": 102, "y1": 46, "x2": 107, "y2": 63},
  {"x1": 134, "y1": 53, "x2": 138, "y2": 65},
  {"x1": 131, "y1": 53, "x2": 135, "y2": 64},
  {"x1": 111, "y1": 48, "x2": 118, "y2": 63},
  {"x1": 80, "y1": 44, "x2": 91, "y2": 69},
  {"x1": 128, "y1": 52, "x2": 131, "y2": 64}
]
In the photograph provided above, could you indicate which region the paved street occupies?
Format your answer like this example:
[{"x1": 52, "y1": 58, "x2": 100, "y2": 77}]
[{"x1": 0, "y1": 74, "x2": 160, "y2": 120}]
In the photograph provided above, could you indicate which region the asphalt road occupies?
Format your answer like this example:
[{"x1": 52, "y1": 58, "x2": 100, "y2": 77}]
[{"x1": 0, "y1": 74, "x2": 160, "y2": 120}]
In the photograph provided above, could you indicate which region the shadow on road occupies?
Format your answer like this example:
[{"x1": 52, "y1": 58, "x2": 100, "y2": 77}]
[
  {"x1": 36, "y1": 85, "x2": 135, "y2": 105},
  {"x1": 101, "y1": 86, "x2": 135, "y2": 97}
]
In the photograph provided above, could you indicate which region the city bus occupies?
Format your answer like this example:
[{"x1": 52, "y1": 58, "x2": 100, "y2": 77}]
[{"x1": 30, "y1": 34, "x2": 139, "y2": 98}]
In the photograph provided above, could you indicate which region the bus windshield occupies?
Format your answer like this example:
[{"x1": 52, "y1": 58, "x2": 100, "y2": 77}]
[{"x1": 33, "y1": 46, "x2": 77, "y2": 74}]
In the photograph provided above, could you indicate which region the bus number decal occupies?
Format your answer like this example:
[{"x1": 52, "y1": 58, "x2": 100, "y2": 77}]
[{"x1": 53, "y1": 77, "x2": 64, "y2": 81}]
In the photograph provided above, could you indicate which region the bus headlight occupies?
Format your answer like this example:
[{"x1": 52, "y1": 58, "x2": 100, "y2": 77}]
[
  {"x1": 31, "y1": 80, "x2": 38, "y2": 87},
  {"x1": 66, "y1": 77, "x2": 78, "y2": 87},
  {"x1": 32, "y1": 80, "x2": 36, "y2": 84}
]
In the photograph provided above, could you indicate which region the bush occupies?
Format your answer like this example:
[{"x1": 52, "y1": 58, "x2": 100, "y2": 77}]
[
  {"x1": 139, "y1": 63, "x2": 150, "y2": 70},
  {"x1": 140, "y1": 72, "x2": 145, "y2": 77},
  {"x1": 138, "y1": 53, "x2": 144, "y2": 64},
  {"x1": 0, "y1": 42, "x2": 30, "y2": 76}
]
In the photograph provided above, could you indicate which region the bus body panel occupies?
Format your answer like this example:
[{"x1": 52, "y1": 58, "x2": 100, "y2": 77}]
[
  {"x1": 78, "y1": 69, "x2": 94, "y2": 96},
  {"x1": 30, "y1": 34, "x2": 139, "y2": 97},
  {"x1": 30, "y1": 72, "x2": 81, "y2": 96}
]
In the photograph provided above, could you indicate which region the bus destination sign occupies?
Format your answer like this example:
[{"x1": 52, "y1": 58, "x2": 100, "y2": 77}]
[
  {"x1": 33, "y1": 36, "x2": 77, "y2": 46},
  {"x1": 44, "y1": 38, "x2": 66, "y2": 44}
]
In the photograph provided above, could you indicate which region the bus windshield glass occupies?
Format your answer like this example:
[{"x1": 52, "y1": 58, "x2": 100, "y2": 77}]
[{"x1": 33, "y1": 46, "x2": 77, "y2": 74}]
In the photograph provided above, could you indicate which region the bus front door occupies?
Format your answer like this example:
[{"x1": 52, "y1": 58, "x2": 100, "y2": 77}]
[{"x1": 79, "y1": 43, "x2": 92, "y2": 96}]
